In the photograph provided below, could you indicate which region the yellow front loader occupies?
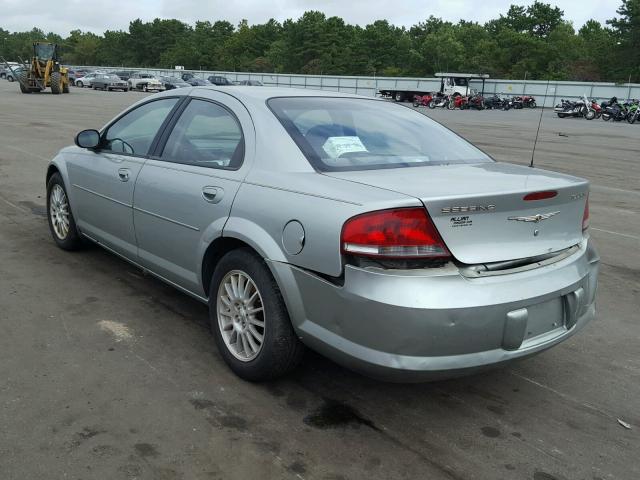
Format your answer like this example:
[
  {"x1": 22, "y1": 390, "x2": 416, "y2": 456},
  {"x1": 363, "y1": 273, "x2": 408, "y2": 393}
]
[{"x1": 16, "y1": 42, "x2": 70, "y2": 94}]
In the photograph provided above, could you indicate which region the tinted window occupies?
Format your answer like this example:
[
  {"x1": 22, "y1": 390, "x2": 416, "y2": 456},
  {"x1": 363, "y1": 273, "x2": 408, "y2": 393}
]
[
  {"x1": 161, "y1": 99, "x2": 243, "y2": 169},
  {"x1": 268, "y1": 97, "x2": 492, "y2": 172},
  {"x1": 103, "y1": 98, "x2": 179, "y2": 155}
]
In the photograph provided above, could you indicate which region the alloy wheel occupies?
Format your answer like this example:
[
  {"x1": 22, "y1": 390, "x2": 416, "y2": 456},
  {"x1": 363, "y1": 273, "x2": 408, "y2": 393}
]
[
  {"x1": 49, "y1": 184, "x2": 70, "y2": 240},
  {"x1": 217, "y1": 270, "x2": 265, "y2": 362}
]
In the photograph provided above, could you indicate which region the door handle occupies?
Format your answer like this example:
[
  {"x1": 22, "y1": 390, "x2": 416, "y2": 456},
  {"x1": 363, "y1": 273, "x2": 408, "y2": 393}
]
[
  {"x1": 202, "y1": 186, "x2": 224, "y2": 204},
  {"x1": 118, "y1": 168, "x2": 130, "y2": 182}
]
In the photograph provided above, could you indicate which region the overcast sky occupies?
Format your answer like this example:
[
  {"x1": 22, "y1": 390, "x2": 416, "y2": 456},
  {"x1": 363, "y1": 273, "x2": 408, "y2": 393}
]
[{"x1": 0, "y1": 0, "x2": 620, "y2": 36}]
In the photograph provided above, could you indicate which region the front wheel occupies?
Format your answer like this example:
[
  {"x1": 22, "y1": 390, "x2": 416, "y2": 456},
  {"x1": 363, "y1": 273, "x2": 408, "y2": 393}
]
[
  {"x1": 76, "y1": 80, "x2": 83, "y2": 88},
  {"x1": 585, "y1": 110, "x2": 596, "y2": 120},
  {"x1": 50, "y1": 71, "x2": 62, "y2": 94},
  {"x1": 428, "y1": 99, "x2": 437, "y2": 109},
  {"x1": 47, "y1": 173, "x2": 83, "y2": 250},
  {"x1": 602, "y1": 114, "x2": 611, "y2": 121},
  {"x1": 529, "y1": 101, "x2": 537, "y2": 108},
  {"x1": 208, "y1": 249, "x2": 304, "y2": 381}
]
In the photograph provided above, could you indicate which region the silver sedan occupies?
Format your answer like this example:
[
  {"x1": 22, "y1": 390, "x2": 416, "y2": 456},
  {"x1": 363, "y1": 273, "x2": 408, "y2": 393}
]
[{"x1": 45, "y1": 87, "x2": 599, "y2": 381}]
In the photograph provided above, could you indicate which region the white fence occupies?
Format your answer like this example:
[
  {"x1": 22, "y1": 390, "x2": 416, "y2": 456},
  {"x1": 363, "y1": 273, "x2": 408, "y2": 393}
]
[{"x1": 76, "y1": 66, "x2": 640, "y2": 106}]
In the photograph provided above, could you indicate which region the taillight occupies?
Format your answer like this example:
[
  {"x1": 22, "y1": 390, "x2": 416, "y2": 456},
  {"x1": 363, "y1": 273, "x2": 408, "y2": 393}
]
[
  {"x1": 341, "y1": 208, "x2": 451, "y2": 259},
  {"x1": 582, "y1": 195, "x2": 589, "y2": 232},
  {"x1": 524, "y1": 190, "x2": 557, "y2": 201}
]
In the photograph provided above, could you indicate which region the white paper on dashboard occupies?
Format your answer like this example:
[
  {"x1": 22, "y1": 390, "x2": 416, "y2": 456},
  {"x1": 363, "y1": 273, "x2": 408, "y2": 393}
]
[{"x1": 322, "y1": 136, "x2": 368, "y2": 158}]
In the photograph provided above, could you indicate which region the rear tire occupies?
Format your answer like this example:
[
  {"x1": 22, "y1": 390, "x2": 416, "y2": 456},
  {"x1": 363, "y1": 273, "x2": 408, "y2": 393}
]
[
  {"x1": 46, "y1": 173, "x2": 83, "y2": 251},
  {"x1": 428, "y1": 99, "x2": 437, "y2": 109},
  {"x1": 394, "y1": 91, "x2": 404, "y2": 102},
  {"x1": 208, "y1": 248, "x2": 304, "y2": 381},
  {"x1": 50, "y1": 72, "x2": 62, "y2": 94}
]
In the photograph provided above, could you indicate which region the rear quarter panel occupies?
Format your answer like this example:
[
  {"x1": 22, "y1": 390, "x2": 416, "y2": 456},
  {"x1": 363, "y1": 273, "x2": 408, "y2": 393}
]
[{"x1": 226, "y1": 169, "x2": 420, "y2": 277}]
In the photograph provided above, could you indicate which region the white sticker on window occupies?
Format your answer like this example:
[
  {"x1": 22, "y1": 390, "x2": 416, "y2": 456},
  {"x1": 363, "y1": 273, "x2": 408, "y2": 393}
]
[{"x1": 322, "y1": 136, "x2": 368, "y2": 158}]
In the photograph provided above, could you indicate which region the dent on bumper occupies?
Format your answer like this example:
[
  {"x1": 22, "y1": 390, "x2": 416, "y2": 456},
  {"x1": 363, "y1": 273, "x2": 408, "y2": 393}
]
[{"x1": 270, "y1": 239, "x2": 600, "y2": 381}]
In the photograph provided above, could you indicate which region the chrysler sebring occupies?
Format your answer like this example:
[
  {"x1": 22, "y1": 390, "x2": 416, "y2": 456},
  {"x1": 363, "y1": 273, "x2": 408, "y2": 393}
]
[{"x1": 45, "y1": 87, "x2": 599, "y2": 381}]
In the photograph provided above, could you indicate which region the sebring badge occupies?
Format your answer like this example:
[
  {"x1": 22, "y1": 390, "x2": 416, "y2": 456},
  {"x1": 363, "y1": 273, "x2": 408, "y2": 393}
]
[{"x1": 508, "y1": 211, "x2": 560, "y2": 223}]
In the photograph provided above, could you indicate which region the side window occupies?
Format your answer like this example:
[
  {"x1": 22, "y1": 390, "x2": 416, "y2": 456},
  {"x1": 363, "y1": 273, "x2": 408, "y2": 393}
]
[
  {"x1": 161, "y1": 99, "x2": 244, "y2": 169},
  {"x1": 103, "y1": 98, "x2": 179, "y2": 155}
]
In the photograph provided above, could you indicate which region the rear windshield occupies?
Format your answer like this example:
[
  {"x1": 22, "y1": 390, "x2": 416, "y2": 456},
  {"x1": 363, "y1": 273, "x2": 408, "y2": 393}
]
[{"x1": 268, "y1": 97, "x2": 492, "y2": 171}]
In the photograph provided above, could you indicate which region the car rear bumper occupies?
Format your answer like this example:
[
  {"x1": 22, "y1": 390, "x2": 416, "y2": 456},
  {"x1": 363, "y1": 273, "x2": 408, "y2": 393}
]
[{"x1": 270, "y1": 238, "x2": 599, "y2": 382}]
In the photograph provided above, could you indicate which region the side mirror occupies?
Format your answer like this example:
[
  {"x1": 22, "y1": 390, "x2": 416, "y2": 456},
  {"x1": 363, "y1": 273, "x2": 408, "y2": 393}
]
[{"x1": 75, "y1": 129, "x2": 100, "y2": 149}]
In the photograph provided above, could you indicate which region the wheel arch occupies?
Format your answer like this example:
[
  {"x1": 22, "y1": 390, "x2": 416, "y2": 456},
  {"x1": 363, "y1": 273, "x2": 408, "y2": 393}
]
[{"x1": 46, "y1": 163, "x2": 61, "y2": 185}]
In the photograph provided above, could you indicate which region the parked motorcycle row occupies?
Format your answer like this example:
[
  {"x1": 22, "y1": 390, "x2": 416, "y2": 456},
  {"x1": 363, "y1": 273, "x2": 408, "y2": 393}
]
[
  {"x1": 554, "y1": 96, "x2": 640, "y2": 123},
  {"x1": 413, "y1": 92, "x2": 537, "y2": 110}
]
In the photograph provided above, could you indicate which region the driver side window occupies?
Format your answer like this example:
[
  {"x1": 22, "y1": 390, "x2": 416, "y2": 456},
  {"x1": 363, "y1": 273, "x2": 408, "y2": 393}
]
[{"x1": 103, "y1": 98, "x2": 179, "y2": 155}]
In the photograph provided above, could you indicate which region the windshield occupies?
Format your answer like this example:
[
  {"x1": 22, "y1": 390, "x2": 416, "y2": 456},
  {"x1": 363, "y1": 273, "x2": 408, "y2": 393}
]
[
  {"x1": 268, "y1": 97, "x2": 492, "y2": 172},
  {"x1": 107, "y1": 75, "x2": 120, "y2": 81},
  {"x1": 35, "y1": 44, "x2": 55, "y2": 60}
]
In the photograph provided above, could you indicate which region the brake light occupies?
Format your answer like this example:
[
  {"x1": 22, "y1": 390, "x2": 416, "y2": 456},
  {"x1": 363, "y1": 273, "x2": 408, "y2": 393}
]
[
  {"x1": 341, "y1": 208, "x2": 451, "y2": 259},
  {"x1": 524, "y1": 190, "x2": 557, "y2": 201},
  {"x1": 582, "y1": 195, "x2": 589, "y2": 232}
]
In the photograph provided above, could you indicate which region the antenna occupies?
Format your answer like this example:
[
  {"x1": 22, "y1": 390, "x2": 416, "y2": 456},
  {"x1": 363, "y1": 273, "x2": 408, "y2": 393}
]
[{"x1": 530, "y1": 78, "x2": 551, "y2": 168}]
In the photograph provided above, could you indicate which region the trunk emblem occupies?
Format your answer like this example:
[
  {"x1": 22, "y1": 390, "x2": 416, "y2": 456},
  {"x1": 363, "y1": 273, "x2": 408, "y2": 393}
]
[{"x1": 508, "y1": 211, "x2": 560, "y2": 223}]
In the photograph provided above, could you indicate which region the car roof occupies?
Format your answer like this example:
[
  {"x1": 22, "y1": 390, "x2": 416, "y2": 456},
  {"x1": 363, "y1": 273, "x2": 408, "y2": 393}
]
[{"x1": 193, "y1": 86, "x2": 369, "y2": 104}]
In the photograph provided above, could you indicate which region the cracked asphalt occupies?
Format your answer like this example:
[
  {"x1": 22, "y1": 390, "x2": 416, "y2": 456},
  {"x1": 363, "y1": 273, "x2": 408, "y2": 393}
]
[{"x1": 0, "y1": 80, "x2": 638, "y2": 480}]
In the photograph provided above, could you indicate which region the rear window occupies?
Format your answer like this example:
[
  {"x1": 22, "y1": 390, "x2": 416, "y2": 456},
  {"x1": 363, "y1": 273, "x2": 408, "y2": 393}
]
[{"x1": 268, "y1": 97, "x2": 492, "y2": 172}]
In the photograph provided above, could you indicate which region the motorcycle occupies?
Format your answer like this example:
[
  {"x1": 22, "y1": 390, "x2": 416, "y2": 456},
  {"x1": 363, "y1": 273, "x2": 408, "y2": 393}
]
[
  {"x1": 483, "y1": 94, "x2": 505, "y2": 109},
  {"x1": 428, "y1": 94, "x2": 449, "y2": 109},
  {"x1": 554, "y1": 97, "x2": 594, "y2": 119},
  {"x1": 502, "y1": 96, "x2": 523, "y2": 110},
  {"x1": 466, "y1": 93, "x2": 485, "y2": 110},
  {"x1": 447, "y1": 94, "x2": 469, "y2": 110},
  {"x1": 589, "y1": 98, "x2": 602, "y2": 119},
  {"x1": 601, "y1": 97, "x2": 628, "y2": 122},
  {"x1": 515, "y1": 95, "x2": 537, "y2": 108},
  {"x1": 625, "y1": 100, "x2": 639, "y2": 124},
  {"x1": 413, "y1": 93, "x2": 433, "y2": 107}
]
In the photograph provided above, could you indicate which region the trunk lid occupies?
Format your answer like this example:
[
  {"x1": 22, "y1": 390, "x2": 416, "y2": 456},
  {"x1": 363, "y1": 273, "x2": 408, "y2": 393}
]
[{"x1": 326, "y1": 162, "x2": 589, "y2": 264}]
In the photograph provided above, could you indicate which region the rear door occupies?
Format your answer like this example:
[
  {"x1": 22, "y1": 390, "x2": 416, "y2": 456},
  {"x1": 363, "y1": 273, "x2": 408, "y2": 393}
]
[
  {"x1": 132, "y1": 92, "x2": 254, "y2": 296},
  {"x1": 66, "y1": 97, "x2": 181, "y2": 259}
]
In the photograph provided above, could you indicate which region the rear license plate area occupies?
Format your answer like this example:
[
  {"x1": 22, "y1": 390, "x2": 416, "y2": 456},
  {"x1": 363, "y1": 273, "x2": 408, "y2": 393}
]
[{"x1": 523, "y1": 297, "x2": 565, "y2": 343}]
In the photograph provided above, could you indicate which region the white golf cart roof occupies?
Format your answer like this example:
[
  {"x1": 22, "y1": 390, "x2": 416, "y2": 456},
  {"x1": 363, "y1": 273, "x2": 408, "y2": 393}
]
[{"x1": 435, "y1": 72, "x2": 490, "y2": 79}]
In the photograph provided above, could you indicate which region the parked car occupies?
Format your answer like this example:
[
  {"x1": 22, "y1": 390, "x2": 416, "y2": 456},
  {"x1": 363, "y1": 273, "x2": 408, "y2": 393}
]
[
  {"x1": 160, "y1": 76, "x2": 192, "y2": 90},
  {"x1": 128, "y1": 72, "x2": 164, "y2": 92},
  {"x1": 45, "y1": 87, "x2": 598, "y2": 382},
  {"x1": 1, "y1": 62, "x2": 21, "y2": 79},
  {"x1": 185, "y1": 77, "x2": 211, "y2": 87},
  {"x1": 238, "y1": 80, "x2": 264, "y2": 86},
  {"x1": 181, "y1": 72, "x2": 195, "y2": 82},
  {"x1": 74, "y1": 74, "x2": 97, "y2": 88},
  {"x1": 4, "y1": 66, "x2": 25, "y2": 82},
  {"x1": 110, "y1": 70, "x2": 133, "y2": 81},
  {"x1": 207, "y1": 75, "x2": 233, "y2": 86},
  {"x1": 91, "y1": 74, "x2": 129, "y2": 91}
]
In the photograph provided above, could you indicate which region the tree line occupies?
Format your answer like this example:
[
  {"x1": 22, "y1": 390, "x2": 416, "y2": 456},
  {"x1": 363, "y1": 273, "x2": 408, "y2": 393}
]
[{"x1": 1, "y1": 0, "x2": 639, "y2": 82}]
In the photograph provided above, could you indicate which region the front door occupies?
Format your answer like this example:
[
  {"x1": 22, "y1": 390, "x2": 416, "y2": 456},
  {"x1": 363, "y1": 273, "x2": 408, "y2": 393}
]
[
  {"x1": 67, "y1": 97, "x2": 180, "y2": 259},
  {"x1": 132, "y1": 94, "x2": 253, "y2": 297}
]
